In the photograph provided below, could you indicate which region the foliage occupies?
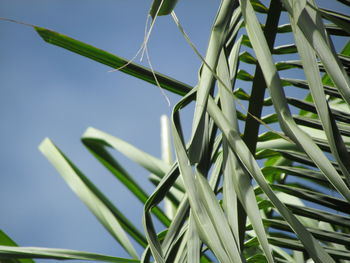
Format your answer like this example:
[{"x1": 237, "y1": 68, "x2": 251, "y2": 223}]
[{"x1": 1, "y1": 0, "x2": 350, "y2": 262}]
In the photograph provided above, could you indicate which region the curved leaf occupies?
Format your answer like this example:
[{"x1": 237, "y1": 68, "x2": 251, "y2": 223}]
[{"x1": 39, "y1": 139, "x2": 139, "y2": 259}]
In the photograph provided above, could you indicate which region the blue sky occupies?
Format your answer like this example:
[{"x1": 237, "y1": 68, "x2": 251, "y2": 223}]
[{"x1": 0, "y1": 0, "x2": 348, "y2": 262}]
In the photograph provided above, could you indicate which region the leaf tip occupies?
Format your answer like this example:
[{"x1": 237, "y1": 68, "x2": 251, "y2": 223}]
[
  {"x1": 34, "y1": 26, "x2": 56, "y2": 44},
  {"x1": 38, "y1": 137, "x2": 53, "y2": 153},
  {"x1": 149, "y1": 0, "x2": 179, "y2": 18},
  {"x1": 82, "y1": 127, "x2": 97, "y2": 138}
]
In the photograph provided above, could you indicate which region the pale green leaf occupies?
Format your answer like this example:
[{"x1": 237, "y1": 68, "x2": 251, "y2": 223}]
[{"x1": 39, "y1": 138, "x2": 139, "y2": 259}]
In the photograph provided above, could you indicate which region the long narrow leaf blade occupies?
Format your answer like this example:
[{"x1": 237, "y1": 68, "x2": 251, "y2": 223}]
[
  {"x1": 82, "y1": 134, "x2": 171, "y2": 227},
  {"x1": 82, "y1": 127, "x2": 170, "y2": 179},
  {"x1": 34, "y1": 27, "x2": 191, "y2": 96},
  {"x1": 289, "y1": 1, "x2": 350, "y2": 184},
  {"x1": 0, "y1": 231, "x2": 35, "y2": 263},
  {"x1": 0, "y1": 246, "x2": 139, "y2": 263},
  {"x1": 217, "y1": 45, "x2": 274, "y2": 262},
  {"x1": 206, "y1": 94, "x2": 335, "y2": 263},
  {"x1": 39, "y1": 138, "x2": 139, "y2": 259},
  {"x1": 172, "y1": 93, "x2": 243, "y2": 263},
  {"x1": 239, "y1": 0, "x2": 350, "y2": 204}
]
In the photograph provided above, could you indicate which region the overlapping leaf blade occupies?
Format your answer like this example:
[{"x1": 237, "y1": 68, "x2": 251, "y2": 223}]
[
  {"x1": 0, "y1": 246, "x2": 139, "y2": 263},
  {"x1": 0, "y1": 231, "x2": 35, "y2": 263},
  {"x1": 21, "y1": 0, "x2": 350, "y2": 262},
  {"x1": 39, "y1": 138, "x2": 139, "y2": 259}
]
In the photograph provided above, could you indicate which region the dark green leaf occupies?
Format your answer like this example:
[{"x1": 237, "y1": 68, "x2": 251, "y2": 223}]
[
  {"x1": 35, "y1": 27, "x2": 191, "y2": 96},
  {"x1": 149, "y1": 0, "x2": 179, "y2": 18}
]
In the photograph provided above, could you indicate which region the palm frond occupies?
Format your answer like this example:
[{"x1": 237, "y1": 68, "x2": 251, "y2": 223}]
[{"x1": 2, "y1": 0, "x2": 350, "y2": 262}]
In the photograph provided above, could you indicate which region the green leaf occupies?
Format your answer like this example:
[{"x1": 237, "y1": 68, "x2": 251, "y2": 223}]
[
  {"x1": 270, "y1": 184, "x2": 350, "y2": 214},
  {"x1": 264, "y1": 217, "x2": 350, "y2": 247},
  {"x1": 241, "y1": 0, "x2": 350, "y2": 208},
  {"x1": 0, "y1": 231, "x2": 35, "y2": 263},
  {"x1": 283, "y1": 78, "x2": 343, "y2": 98},
  {"x1": 206, "y1": 92, "x2": 335, "y2": 262},
  {"x1": 81, "y1": 129, "x2": 172, "y2": 227},
  {"x1": 142, "y1": 162, "x2": 184, "y2": 263},
  {"x1": 273, "y1": 44, "x2": 297, "y2": 55},
  {"x1": 282, "y1": 1, "x2": 350, "y2": 105},
  {"x1": 237, "y1": 69, "x2": 254, "y2": 81},
  {"x1": 320, "y1": 8, "x2": 350, "y2": 35},
  {"x1": 149, "y1": 0, "x2": 179, "y2": 18},
  {"x1": 29, "y1": 2, "x2": 350, "y2": 261},
  {"x1": 294, "y1": 115, "x2": 350, "y2": 137},
  {"x1": 82, "y1": 127, "x2": 171, "y2": 179},
  {"x1": 289, "y1": 2, "x2": 350, "y2": 185},
  {"x1": 189, "y1": 0, "x2": 238, "y2": 164},
  {"x1": 0, "y1": 246, "x2": 139, "y2": 263},
  {"x1": 322, "y1": 40, "x2": 350, "y2": 86},
  {"x1": 217, "y1": 45, "x2": 273, "y2": 262},
  {"x1": 239, "y1": 51, "x2": 257, "y2": 64},
  {"x1": 250, "y1": 0, "x2": 268, "y2": 13},
  {"x1": 39, "y1": 138, "x2": 139, "y2": 259},
  {"x1": 34, "y1": 27, "x2": 191, "y2": 96},
  {"x1": 247, "y1": 254, "x2": 268, "y2": 263},
  {"x1": 268, "y1": 237, "x2": 350, "y2": 260},
  {"x1": 172, "y1": 91, "x2": 243, "y2": 263},
  {"x1": 187, "y1": 214, "x2": 201, "y2": 263},
  {"x1": 261, "y1": 113, "x2": 278, "y2": 124},
  {"x1": 287, "y1": 97, "x2": 350, "y2": 123},
  {"x1": 325, "y1": 23, "x2": 350, "y2": 36}
]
